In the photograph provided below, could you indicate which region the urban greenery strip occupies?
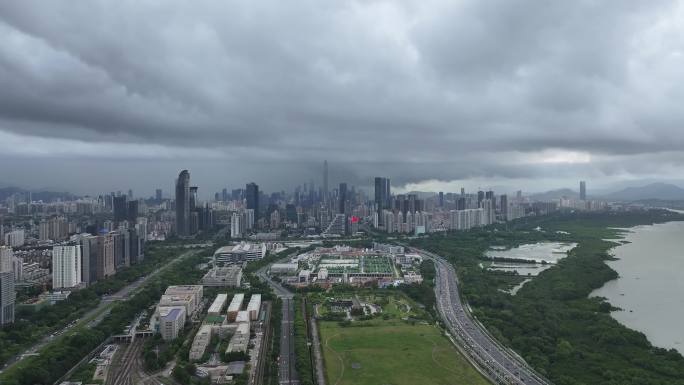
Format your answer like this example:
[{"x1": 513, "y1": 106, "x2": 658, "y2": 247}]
[
  {"x1": 0, "y1": 246, "x2": 210, "y2": 385},
  {"x1": 411, "y1": 210, "x2": 684, "y2": 385}
]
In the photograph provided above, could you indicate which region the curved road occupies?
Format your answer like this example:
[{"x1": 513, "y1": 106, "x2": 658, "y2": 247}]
[{"x1": 412, "y1": 246, "x2": 552, "y2": 385}]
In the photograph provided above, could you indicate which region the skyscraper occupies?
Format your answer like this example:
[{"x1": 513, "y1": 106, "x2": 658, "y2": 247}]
[
  {"x1": 246, "y1": 182, "x2": 259, "y2": 220},
  {"x1": 580, "y1": 181, "x2": 587, "y2": 201},
  {"x1": 374, "y1": 177, "x2": 391, "y2": 226},
  {"x1": 113, "y1": 195, "x2": 128, "y2": 223},
  {"x1": 323, "y1": 160, "x2": 329, "y2": 204},
  {"x1": 338, "y1": 183, "x2": 347, "y2": 214},
  {"x1": 127, "y1": 200, "x2": 139, "y2": 222},
  {"x1": 155, "y1": 188, "x2": 163, "y2": 202},
  {"x1": 175, "y1": 170, "x2": 191, "y2": 236}
]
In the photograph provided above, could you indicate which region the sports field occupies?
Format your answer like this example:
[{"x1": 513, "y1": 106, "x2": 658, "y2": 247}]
[{"x1": 319, "y1": 321, "x2": 490, "y2": 385}]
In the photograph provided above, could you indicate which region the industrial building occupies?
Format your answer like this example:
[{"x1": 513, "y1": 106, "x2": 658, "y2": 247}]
[
  {"x1": 213, "y1": 242, "x2": 266, "y2": 265},
  {"x1": 227, "y1": 293, "x2": 244, "y2": 322},
  {"x1": 201, "y1": 265, "x2": 243, "y2": 287},
  {"x1": 189, "y1": 325, "x2": 213, "y2": 361},
  {"x1": 246, "y1": 294, "x2": 261, "y2": 321},
  {"x1": 208, "y1": 293, "x2": 228, "y2": 316}
]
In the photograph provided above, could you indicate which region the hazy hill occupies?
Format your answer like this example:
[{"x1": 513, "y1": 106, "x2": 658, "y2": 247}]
[{"x1": 601, "y1": 182, "x2": 684, "y2": 201}]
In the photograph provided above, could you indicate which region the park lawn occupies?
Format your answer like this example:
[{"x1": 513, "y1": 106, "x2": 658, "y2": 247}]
[{"x1": 320, "y1": 321, "x2": 490, "y2": 385}]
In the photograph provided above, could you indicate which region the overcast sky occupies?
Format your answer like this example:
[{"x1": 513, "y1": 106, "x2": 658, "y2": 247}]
[{"x1": 1, "y1": 1, "x2": 684, "y2": 197}]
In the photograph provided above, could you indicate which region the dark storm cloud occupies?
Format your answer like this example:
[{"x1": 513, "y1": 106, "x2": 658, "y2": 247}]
[{"x1": 1, "y1": 0, "x2": 684, "y2": 194}]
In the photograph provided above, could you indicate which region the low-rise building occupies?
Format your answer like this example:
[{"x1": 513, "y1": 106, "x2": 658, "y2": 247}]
[
  {"x1": 246, "y1": 294, "x2": 261, "y2": 321},
  {"x1": 157, "y1": 306, "x2": 186, "y2": 341},
  {"x1": 201, "y1": 266, "x2": 242, "y2": 287},
  {"x1": 227, "y1": 293, "x2": 244, "y2": 322},
  {"x1": 189, "y1": 325, "x2": 213, "y2": 361},
  {"x1": 270, "y1": 263, "x2": 298, "y2": 275},
  {"x1": 208, "y1": 293, "x2": 228, "y2": 316},
  {"x1": 226, "y1": 322, "x2": 250, "y2": 353},
  {"x1": 213, "y1": 242, "x2": 266, "y2": 265}
]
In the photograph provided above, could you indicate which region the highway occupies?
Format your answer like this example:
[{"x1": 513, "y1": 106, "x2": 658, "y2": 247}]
[
  {"x1": 1, "y1": 248, "x2": 201, "y2": 373},
  {"x1": 413, "y1": 246, "x2": 552, "y2": 385},
  {"x1": 256, "y1": 265, "x2": 299, "y2": 385}
]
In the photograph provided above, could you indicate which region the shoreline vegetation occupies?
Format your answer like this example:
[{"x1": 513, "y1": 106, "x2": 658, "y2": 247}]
[{"x1": 411, "y1": 210, "x2": 684, "y2": 385}]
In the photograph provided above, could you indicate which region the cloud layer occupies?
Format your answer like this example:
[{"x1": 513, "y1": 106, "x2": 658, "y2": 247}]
[{"x1": 1, "y1": 1, "x2": 684, "y2": 195}]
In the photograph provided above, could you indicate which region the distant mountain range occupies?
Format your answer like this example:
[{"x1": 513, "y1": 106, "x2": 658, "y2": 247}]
[
  {"x1": 601, "y1": 183, "x2": 684, "y2": 201},
  {"x1": 529, "y1": 183, "x2": 684, "y2": 202}
]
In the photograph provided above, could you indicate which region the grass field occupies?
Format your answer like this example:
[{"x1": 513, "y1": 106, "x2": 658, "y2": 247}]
[{"x1": 319, "y1": 320, "x2": 490, "y2": 385}]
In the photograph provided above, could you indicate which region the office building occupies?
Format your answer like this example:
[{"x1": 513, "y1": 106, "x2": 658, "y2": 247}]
[
  {"x1": 213, "y1": 242, "x2": 266, "y2": 264},
  {"x1": 127, "y1": 200, "x2": 139, "y2": 222},
  {"x1": 246, "y1": 182, "x2": 259, "y2": 220},
  {"x1": 52, "y1": 245, "x2": 82, "y2": 289},
  {"x1": 338, "y1": 183, "x2": 347, "y2": 214},
  {"x1": 113, "y1": 195, "x2": 128, "y2": 223},
  {"x1": 0, "y1": 271, "x2": 15, "y2": 325},
  {"x1": 201, "y1": 265, "x2": 243, "y2": 287},
  {"x1": 157, "y1": 306, "x2": 186, "y2": 341},
  {"x1": 580, "y1": 181, "x2": 587, "y2": 201},
  {"x1": 176, "y1": 170, "x2": 191, "y2": 236},
  {"x1": 156, "y1": 188, "x2": 163, "y2": 202},
  {"x1": 374, "y1": 177, "x2": 390, "y2": 227}
]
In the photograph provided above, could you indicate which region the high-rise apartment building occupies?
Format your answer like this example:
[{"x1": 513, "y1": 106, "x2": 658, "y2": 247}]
[
  {"x1": 0, "y1": 271, "x2": 15, "y2": 325},
  {"x1": 176, "y1": 170, "x2": 191, "y2": 236},
  {"x1": 81, "y1": 235, "x2": 102, "y2": 286},
  {"x1": 4, "y1": 230, "x2": 24, "y2": 247},
  {"x1": 52, "y1": 245, "x2": 82, "y2": 289}
]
